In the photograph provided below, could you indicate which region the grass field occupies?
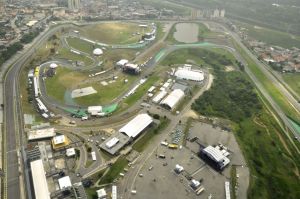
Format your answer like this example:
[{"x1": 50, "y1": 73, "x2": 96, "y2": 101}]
[
  {"x1": 99, "y1": 156, "x2": 128, "y2": 184},
  {"x1": 45, "y1": 67, "x2": 87, "y2": 103},
  {"x1": 55, "y1": 47, "x2": 94, "y2": 66},
  {"x1": 236, "y1": 21, "x2": 300, "y2": 49},
  {"x1": 78, "y1": 22, "x2": 151, "y2": 44},
  {"x1": 282, "y1": 73, "x2": 300, "y2": 96},
  {"x1": 74, "y1": 74, "x2": 137, "y2": 106},
  {"x1": 66, "y1": 37, "x2": 94, "y2": 54},
  {"x1": 123, "y1": 75, "x2": 160, "y2": 105}
]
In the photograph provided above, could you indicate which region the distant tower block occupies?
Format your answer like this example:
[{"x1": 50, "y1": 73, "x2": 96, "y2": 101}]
[
  {"x1": 68, "y1": 0, "x2": 80, "y2": 11},
  {"x1": 220, "y1": 9, "x2": 226, "y2": 18}
]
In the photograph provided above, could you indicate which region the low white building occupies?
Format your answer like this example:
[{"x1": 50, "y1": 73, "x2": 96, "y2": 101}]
[
  {"x1": 96, "y1": 188, "x2": 107, "y2": 199},
  {"x1": 28, "y1": 128, "x2": 56, "y2": 141},
  {"x1": 175, "y1": 66, "x2": 204, "y2": 82},
  {"x1": 160, "y1": 89, "x2": 185, "y2": 110},
  {"x1": 58, "y1": 176, "x2": 72, "y2": 190},
  {"x1": 200, "y1": 145, "x2": 230, "y2": 171},
  {"x1": 52, "y1": 135, "x2": 66, "y2": 145},
  {"x1": 66, "y1": 148, "x2": 76, "y2": 157},
  {"x1": 119, "y1": 113, "x2": 153, "y2": 138},
  {"x1": 117, "y1": 59, "x2": 129, "y2": 66},
  {"x1": 87, "y1": 106, "x2": 103, "y2": 116}
]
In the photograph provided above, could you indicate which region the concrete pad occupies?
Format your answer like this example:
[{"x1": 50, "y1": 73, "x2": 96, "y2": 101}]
[{"x1": 71, "y1": 87, "x2": 97, "y2": 98}]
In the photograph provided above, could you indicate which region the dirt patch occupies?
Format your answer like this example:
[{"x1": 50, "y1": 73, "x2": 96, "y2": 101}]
[{"x1": 225, "y1": 65, "x2": 235, "y2": 72}]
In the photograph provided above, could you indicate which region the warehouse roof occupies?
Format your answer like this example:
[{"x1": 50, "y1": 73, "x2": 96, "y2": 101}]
[
  {"x1": 152, "y1": 90, "x2": 167, "y2": 103},
  {"x1": 203, "y1": 145, "x2": 228, "y2": 162},
  {"x1": 58, "y1": 176, "x2": 72, "y2": 190},
  {"x1": 28, "y1": 128, "x2": 56, "y2": 141},
  {"x1": 175, "y1": 66, "x2": 204, "y2": 81},
  {"x1": 30, "y1": 159, "x2": 50, "y2": 199},
  {"x1": 119, "y1": 113, "x2": 153, "y2": 138},
  {"x1": 160, "y1": 89, "x2": 184, "y2": 110}
]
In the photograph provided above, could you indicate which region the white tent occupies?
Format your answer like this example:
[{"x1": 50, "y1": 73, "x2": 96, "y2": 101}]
[
  {"x1": 119, "y1": 114, "x2": 153, "y2": 138},
  {"x1": 50, "y1": 63, "x2": 58, "y2": 69},
  {"x1": 160, "y1": 89, "x2": 184, "y2": 110},
  {"x1": 175, "y1": 67, "x2": 204, "y2": 81},
  {"x1": 117, "y1": 59, "x2": 129, "y2": 66},
  {"x1": 87, "y1": 106, "x2": 102, "y2": 115},
  {"x1": 93, "y1": 48, "x2": 103, "y2": 56}
]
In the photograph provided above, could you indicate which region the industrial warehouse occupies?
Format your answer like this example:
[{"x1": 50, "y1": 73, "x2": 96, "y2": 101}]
[{"x1": 100, "y1": 113, "x2": 153, "y2": 155}]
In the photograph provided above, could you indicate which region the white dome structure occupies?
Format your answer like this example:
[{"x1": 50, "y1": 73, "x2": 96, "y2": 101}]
[
  {"x1": 50, "y1": 63, "x2": 58, "y2": 68},
  {"x1": 93, "y1": 48, "x2": 103, "y2": 56}
]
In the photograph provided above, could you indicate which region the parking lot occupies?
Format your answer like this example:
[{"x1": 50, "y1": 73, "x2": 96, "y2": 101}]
[{"x1": 125, "y1": 121, "x2": 249, "y2": 199}]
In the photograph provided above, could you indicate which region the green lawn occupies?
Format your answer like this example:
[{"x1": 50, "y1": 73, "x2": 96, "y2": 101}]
[
  {"x1": 236, "y1": 21, "x2": 300, "y2": 49},
  {"x1": 66, "y1": 37, "x2": 94, "y2": 54},
  {"x1": 55, "y1": 47, "x2": 94, "y2": 66},
  {"x1": 99, "y1": 156, "x2": 128, "y2": 184},
  {"x1": 282, "y1": 73, "x2": 300, "y2": 96},
  {"x1": 124, "y1": 75, "x2": 160, "y2": 106},
  {"x1": 77, "y1": 22, "x2": 151, "y2": 44},
  {"x1": 75, "y1": 74, "x2": 137, "y2": 106},
  {"x1": 45, "y1": 67, "x2": 87, "y2": 103}
]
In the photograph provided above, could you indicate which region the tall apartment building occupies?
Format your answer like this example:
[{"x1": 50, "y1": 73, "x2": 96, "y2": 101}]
[{"x1": 68, "y1": 0, "x2": 80, "y2": 11}]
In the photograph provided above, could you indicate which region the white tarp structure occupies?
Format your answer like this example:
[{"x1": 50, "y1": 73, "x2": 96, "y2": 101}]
[
  {"x1": 58, "y1": 176, "x2": 72, "y2": 189},
  {"x1": 87, "y1": 106, "x2": 103, "y2": 115},
  {"x1": 117, "y1": 59, "x2": 129, "y2": 66},
  {"x1": 30, "y1": 159, "x2": 51, "y2": 199},
  {"x1": 50, "y1": 63, "x2": 58, "y2": 68},
  {"x1": 119, "y1": 113, "x2": 153, "y2": 138},
  {"x1": 93, "y1": 48, "x2": 103, "y2": 56},
  {"x1": 175, "y1": 66, "x2": 204, "y2": 81},
  {"x1": 28, "y1": 128, "x2": 56, "y2": 141},
  {"x1": 112, "y1": 186, "x2": 117, "y2": 199},
  {"x1": 160, "y1": 89, "x2": 184, "y2": 110},
  {"x1": 152, "y1": 90, "x2": 167, "y2": 103},
  {"x1": 106, "y1": 137, "x2": 119, "y2": 148}
]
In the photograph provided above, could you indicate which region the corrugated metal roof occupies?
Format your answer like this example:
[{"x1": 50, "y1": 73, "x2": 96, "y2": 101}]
[
  {"x1": 160, "y1": 89, "x2": 184, "y2": 109},
  {"x1": 30, "y1": 159, "x2": 50, "y2": 199},
  {"x1": 175, "y1": 67, "x2": 204, "y2": 81},
  {"x1": 203, "y1": 145, "x2": 225, "y2": 162},
  {"x1": 119, "y1": 114, "x2": 153, "y2": 138}
]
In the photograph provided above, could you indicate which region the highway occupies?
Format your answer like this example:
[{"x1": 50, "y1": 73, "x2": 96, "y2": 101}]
[{"x1": 3, "y1": 23, "x2": 74, "y2": 199}]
